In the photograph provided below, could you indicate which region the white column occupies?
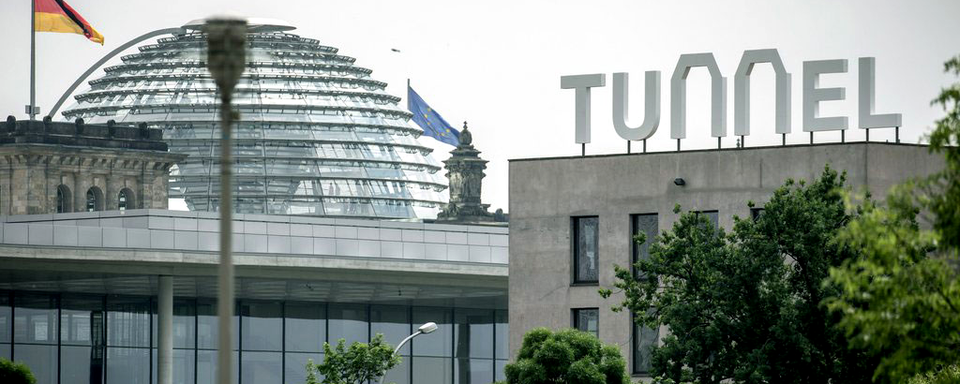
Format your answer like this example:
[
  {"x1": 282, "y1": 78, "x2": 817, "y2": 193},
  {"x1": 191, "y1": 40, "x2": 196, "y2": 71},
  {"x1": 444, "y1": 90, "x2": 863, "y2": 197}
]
[{"x1": 158, "y1": 275, "x2": 174, "y2": 384}]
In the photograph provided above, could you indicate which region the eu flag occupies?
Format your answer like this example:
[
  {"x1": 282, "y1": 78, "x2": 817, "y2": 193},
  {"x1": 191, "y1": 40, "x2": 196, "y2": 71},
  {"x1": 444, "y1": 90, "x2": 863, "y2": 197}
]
[{"x1": 408, "y1": 86, "x2": 460, "y2": 146}]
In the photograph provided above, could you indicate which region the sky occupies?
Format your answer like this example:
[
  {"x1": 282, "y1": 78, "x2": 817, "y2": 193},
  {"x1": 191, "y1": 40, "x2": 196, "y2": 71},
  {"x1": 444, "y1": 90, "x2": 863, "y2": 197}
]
[{"x1": 1, "y1": 0, "x2": 959, "y2": 213}]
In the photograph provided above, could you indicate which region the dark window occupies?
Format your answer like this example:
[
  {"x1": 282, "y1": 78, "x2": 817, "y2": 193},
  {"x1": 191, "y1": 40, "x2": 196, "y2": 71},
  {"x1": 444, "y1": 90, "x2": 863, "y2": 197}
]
[
  {"x1": 328, "y1": 303, "x2": 368, "y2": 346},
  {"x1": 86, "y1": 187, "x2": 104, "y2": 212},
  {"x1": 631, "y1": 214, "x2": 658, "y2": 279},
  {"x1": 573, "y1": 216, "x2": 599, "y2": 284},
  {"x1": 240, "y1": 301, "x2": 282, "y2": 351},
  {"x1": 632, "y1": 311, "x2": 658, "y2": 374},
  {"x1": 56, "y1": 185, "x2": 72, "y2": 213},
  {"x1": 118, "y1": 189, "x2": 132, "y2": 211},
  {"x1": 696, "y1": 210, "x2": 719, "y2": 228},
  {"x1": 572, "y1": 308, "x2": 599, "y2": 338},
  {"x1": 750, "y1": 207, "x2": 764, "y2": 220},
  {"x1": 284, "y1": 302, "x2": 325, "y2": 353}
]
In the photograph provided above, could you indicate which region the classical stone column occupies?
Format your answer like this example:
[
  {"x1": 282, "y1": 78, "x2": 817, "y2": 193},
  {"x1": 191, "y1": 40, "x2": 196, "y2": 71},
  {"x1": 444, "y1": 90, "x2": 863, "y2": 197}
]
[{"x1": 158, "y1": 275, "x2": 174, "y2": 384}]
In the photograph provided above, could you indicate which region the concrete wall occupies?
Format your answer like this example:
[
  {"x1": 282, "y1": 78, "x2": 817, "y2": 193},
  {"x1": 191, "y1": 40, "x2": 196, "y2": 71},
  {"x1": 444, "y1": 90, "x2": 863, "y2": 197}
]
[{"x1": 507, "y1": 142, "x2": 944, "y2": 378}]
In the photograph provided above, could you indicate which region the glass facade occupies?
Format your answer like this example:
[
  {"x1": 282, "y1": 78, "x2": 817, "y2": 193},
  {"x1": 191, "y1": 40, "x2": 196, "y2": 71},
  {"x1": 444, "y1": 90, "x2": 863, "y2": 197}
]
[
  {"x1": 0, "y1": 291, "x2": 505, "y2": 384},
  {"x1": 62, "y1": 28, "x2": 447, "y2": 219},
  {"x1": 573, "y1": 216, "x2": 599, "y2": 283}
]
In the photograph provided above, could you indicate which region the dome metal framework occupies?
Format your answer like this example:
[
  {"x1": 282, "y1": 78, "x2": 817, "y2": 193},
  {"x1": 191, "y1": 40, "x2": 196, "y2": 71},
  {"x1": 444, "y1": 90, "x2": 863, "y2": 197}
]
[{"x1": 62, "y1": 25, "x2": 447, "y2": 219}]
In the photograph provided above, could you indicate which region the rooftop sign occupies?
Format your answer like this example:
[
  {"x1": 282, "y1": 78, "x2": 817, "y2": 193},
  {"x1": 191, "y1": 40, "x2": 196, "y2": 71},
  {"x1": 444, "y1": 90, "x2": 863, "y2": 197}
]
[{"x1": 561, "y1": 49, "x2": 901, "y2": 145}]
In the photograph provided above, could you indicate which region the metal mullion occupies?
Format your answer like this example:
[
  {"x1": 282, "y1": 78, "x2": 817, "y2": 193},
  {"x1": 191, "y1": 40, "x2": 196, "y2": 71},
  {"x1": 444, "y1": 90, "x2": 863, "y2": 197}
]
[
  {"x1": 194, "y1": 300, "x2": 199, "y2": 384},
  {"x1": 408, "y1": 306, "x2": 413, "y2": 384},
  {"x1": 149, "y1": 296, "x2": 154, "y2": 384},
  {"x1": 10, "y1": 291, "x2": 14, "y2": 361},
  {"x1": 492, "y1": 309, "x2": 497, "y2": 380},
  {"x1": 237, "y1": 300, "x2": 242, "y2": 384},
  {"x1": 450, "y1": 307, "x2": 455, "y2": 384},
  {"x1": 103, "y1": 295, "x2": 108, "y2": 384},
  {"x1": 57, "y1": 294, "x2": 61, "y2": 384}
]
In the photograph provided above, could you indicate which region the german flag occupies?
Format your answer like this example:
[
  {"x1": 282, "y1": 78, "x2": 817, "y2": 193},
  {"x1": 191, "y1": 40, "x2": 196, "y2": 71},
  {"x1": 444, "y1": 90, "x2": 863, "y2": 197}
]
[{"x1": 34, "y1": 0, "x2": 104, "y2": 45}]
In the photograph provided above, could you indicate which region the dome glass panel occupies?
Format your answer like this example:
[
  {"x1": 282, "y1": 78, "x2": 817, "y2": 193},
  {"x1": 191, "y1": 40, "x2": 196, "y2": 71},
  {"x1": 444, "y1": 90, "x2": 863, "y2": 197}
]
[{"x1": 63, "y1": 28, "x2": 447, "y2": 219}]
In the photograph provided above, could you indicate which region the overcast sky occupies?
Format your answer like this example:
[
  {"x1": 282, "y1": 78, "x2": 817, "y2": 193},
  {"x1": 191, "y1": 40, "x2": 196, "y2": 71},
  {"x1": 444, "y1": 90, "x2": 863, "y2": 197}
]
[{"x1": 1, "y1": 0, "x2": 958, "y2": 213}]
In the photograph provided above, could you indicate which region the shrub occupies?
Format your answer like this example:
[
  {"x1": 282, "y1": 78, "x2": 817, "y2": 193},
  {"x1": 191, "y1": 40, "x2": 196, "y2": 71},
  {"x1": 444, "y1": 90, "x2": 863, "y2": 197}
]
[{"x1": 0, "y1": 358, "x2": 37, "y2": 384}]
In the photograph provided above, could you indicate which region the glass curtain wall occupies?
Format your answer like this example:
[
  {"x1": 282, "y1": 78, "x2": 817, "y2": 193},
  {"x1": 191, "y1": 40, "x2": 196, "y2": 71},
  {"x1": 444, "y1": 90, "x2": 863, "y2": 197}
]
[{"x1": 0, "y1": 291, "x2": 506, "y2": 384}]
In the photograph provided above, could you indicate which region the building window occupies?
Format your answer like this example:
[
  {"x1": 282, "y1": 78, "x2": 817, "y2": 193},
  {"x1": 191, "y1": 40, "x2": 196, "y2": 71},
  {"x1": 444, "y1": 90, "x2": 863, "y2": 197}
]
[
  {"x1": 696, "y1": 210, "x2": 719, "y2": 228},
  {"x1": 631, "y1": 214, "x2": 658, "y2": 279},
  {"x1": 57, "y1": 185, "x2": 72, "y2": 213},
  {"x1": 118, "y1": 188, "x2": 136, "y2": 211},
  {"x1": 633, "y1": 311, "x2": 658, "y2": 375},
  {"x1": 750, "y1": 207, "x2": 764, "y2": 220},
  {"x1": 86, "y1": 187, "x2": 104, "y2": 212},
  {"x1": 572, "y1": 308, "x2": 599, "y2": 338},
  {"x1": 573, "y1": 216, "x2": 599, "y2": 284}
]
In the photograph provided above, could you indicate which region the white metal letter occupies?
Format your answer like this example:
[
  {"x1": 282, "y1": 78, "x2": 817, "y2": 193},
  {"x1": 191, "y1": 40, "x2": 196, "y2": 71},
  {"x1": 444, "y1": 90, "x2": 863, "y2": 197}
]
[
  {"x1": 858, "y1": 57, "x2": 902, "y2": 129},
  {"x1": 671, "y1": 53, "x2": 727, "y2": 139},
  {"x1": 561, "y1": 74, "x2": 606, "y2": 144},
  {"x1": 803, "y1": 59, "x2": 849, "y2": 132},
  {"x1": 612, "y1": 71, "x2": 661, "y2": 141},
  {"x1": 734, "y1": 49, "x2": 791, "y2": 136}
]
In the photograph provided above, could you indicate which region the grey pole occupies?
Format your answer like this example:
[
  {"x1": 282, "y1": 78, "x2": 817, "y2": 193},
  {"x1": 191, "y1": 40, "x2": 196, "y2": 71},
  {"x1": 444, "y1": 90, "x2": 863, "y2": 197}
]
[
  {"x1": 206, "y1": 18, "x2": 247, "y2": 384},
  {"x1": 158, "y1": 275, "x2": 174, "y2": 384},
  {"x1": 30, "y1": 0, "x2": 36, "y2": 120}
]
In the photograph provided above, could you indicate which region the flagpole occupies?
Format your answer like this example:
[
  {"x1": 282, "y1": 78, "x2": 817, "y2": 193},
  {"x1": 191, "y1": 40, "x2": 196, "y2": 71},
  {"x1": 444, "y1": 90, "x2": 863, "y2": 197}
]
[{"x1": 30, "y1": 0, "x2": 36, "y2": 121}]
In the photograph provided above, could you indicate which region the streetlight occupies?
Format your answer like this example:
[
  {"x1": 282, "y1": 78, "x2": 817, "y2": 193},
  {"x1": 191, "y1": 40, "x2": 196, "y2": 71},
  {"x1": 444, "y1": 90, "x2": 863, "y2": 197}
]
[
  {"x1": 205, "y1": 16, "x2": 247, "y2": 384},
  {"x1": 379, "y1": 322, "x2": 438, "y2": 384}
]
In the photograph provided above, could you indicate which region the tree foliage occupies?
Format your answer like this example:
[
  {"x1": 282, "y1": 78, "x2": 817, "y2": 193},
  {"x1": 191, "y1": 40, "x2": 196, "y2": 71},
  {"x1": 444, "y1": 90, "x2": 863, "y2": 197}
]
[
  {"x1": 0, "y1": 358, "x2": 36, "y2": 384},
  {"x1": 503, "y1": 327, "x2": 629, "y2": 384},
  {"x1": 306, "y1": 333, "x2": 400, "y2": 384},
  {"x1": 601, "y1": 168, "x2": 878, "y2": 384},
  {"x1": 825, "y1": 55, "x2": 960, "y2": 383}
]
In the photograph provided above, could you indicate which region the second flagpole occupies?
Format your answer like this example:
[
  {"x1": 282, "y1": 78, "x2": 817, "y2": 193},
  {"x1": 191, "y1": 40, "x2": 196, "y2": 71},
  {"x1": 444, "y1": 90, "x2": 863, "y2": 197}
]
[{"x1": 30, "y1": 0, "x2": 36, "y2": 120}]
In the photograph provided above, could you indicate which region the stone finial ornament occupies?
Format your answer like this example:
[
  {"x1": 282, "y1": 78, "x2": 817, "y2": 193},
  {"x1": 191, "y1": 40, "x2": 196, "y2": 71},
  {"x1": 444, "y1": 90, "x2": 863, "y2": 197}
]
[{"x1": 437, "y1": 121, "x2": 496, "y2": 223}]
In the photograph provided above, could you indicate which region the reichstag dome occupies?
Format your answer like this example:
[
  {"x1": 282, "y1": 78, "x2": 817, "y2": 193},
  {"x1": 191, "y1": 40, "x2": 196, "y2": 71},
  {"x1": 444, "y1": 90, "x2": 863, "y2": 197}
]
[{"x1": 62, "y1": 20, "x2": 447, "y2": 219}]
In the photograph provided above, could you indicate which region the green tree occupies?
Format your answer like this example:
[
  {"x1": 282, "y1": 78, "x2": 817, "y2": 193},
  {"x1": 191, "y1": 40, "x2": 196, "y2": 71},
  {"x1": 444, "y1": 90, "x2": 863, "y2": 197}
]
[
  {"x1": 601, "y1": 168, "x2": 879, "y2": 383},
  {"x1": 0, "y1": 358, "x2": 36, "y2": 384},
  {"x1": 305, "y1": 333, "x2": 400, "y2": 384},
  {"x1": 503, "y1": 327, "x2": 629, "y2": 384},
  {"x1": 825, "y1": 56, "x2": 960, "y2": 383}
]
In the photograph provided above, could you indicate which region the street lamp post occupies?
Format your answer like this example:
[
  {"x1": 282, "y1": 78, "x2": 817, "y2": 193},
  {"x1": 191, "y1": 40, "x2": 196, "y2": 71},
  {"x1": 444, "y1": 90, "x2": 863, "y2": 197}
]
[
  {"x1": 380, "y1": 322, "x2": 438, "y2": 384},
  {"x1": 205, "y1": 17, "x2": 247, "y2": 384}
]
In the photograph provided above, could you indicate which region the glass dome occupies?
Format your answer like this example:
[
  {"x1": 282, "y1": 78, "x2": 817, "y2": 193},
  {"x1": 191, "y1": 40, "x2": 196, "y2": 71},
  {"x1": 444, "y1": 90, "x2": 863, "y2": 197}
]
[{"x1": 62, "y1": 24, "x2": 447, "y2": 219}]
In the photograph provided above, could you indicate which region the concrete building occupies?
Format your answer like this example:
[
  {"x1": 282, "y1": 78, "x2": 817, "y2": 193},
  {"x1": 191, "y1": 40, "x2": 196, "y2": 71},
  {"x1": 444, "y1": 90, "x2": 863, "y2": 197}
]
[
  {"x1": 0, "y1": 117, "x2": 183, "y2": 215},
  {"x1": 507, "y1": 142, "x2": 945, "y2": 379}
]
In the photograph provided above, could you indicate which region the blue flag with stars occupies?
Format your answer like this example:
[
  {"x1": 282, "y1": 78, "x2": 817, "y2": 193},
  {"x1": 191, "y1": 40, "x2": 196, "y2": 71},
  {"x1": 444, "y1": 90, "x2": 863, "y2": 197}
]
[{"x1": 408, "y1": 86, "x2": 460, "y2": 146}]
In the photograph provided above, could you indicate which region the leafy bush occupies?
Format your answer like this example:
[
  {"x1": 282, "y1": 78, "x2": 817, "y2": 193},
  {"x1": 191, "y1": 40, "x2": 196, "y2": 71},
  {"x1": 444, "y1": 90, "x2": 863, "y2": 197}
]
[
  {"x1": 0, "y1": 358, "x2": 37, "y2": 384},
  {"x1": 504, "y1": 327, "x2": 629, "y2": 384}
]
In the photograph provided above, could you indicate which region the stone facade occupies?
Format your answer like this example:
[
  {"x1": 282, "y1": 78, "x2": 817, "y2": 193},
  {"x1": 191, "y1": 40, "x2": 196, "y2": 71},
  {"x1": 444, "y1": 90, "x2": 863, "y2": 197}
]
[
  {"x1": 0, "y1": 116, "x2": 185, "y2": 215},
  {"x1": 437, "y1": 122, "x2": 497, "y2": 223}
]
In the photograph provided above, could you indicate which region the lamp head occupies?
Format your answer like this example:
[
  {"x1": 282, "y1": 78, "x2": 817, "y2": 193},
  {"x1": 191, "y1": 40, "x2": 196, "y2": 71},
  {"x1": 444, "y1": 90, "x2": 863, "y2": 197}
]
[
  {"x1": 205, "y1": 17, "x2": 247, "y2": 97},
  {"x1": 418, "y1": 322, "x2": 438, "y2": 334},
  {"x1": 674, "y1": 178, "x2": 686, "y2": 186}
]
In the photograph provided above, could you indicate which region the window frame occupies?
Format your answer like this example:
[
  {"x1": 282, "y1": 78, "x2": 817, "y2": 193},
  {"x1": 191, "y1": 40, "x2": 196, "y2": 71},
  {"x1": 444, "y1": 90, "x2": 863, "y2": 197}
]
[
  {"x1": 631, "y1": 310, "x2": 658, "y2": 375},
  {"x1": 571, "y1": 307, "x2": 600, "y2": 338},
  {"x1": 630, "y1": 213, "x2": 658, "y2": 280},
  {"x1": 571, "y1": 216, "x2": 600, "y2": 285}
]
